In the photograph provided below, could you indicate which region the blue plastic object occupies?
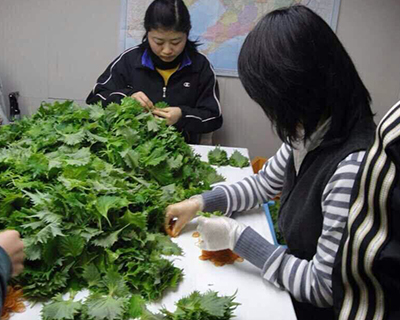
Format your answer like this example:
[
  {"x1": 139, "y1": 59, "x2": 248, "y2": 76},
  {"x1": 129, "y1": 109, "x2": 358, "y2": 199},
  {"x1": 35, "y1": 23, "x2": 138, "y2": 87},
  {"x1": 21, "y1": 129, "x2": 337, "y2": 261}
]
[
  {"x1": 263, "y1": 201, "x2": 278, "y2": 246},
  {"x1": 263, "y1": 201, "x2": 287, "y2": 248}
]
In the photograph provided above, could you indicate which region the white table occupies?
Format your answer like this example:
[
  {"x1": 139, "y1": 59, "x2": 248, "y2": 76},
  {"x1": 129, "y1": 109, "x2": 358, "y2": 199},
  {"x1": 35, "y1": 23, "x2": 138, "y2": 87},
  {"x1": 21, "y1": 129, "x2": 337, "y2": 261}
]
[
  {"x1": 148, "y1": 145, "x2": 296, "y2": 319},
  {"x1": 12, "y1": 145, "x2": 296, "y2": 320}
]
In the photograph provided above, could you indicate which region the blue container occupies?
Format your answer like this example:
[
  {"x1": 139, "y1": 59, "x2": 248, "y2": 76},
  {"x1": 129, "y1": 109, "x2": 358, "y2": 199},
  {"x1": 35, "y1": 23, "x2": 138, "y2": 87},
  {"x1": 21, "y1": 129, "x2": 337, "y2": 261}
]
[{"x1": 263, "y1": 201, "x2": 286, "y2": 247}]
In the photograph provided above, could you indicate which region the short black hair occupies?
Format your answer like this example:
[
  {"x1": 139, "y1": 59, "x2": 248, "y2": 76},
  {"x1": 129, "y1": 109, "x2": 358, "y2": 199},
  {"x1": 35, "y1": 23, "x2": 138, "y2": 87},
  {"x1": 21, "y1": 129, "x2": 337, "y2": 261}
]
[
  {"x1": 238, "y1": 5, "x2": 373, "y2": 145},
  {"x1": 140, "y1": 0, "x2": 199, "y2": 51}
]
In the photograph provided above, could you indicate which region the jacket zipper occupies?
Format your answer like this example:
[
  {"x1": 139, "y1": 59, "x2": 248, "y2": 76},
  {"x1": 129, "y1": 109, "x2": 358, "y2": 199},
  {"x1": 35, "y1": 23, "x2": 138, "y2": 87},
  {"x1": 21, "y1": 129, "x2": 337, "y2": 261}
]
[{"x1": 163, "y1": 86, "x2": 167, "y2": 98}]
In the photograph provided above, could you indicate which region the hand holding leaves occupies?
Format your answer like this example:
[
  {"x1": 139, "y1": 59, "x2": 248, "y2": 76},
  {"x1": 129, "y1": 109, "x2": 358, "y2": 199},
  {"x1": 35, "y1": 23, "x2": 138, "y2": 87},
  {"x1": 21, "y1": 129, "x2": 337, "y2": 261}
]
[{"x1": 152, "y1": 107, "x2": 182, "y2": 126}]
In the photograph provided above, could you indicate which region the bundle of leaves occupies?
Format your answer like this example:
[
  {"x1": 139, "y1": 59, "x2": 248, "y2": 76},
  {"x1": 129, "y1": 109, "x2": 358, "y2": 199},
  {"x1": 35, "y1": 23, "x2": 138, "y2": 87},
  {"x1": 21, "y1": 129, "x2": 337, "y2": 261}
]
[
  {"x1": 268, "y1": 201, "x2": 286, "y2": 245},
  {"x1": 131, "y1": 290, "x2": 239, "y2": 320},
  {"x1": 208, "y1": 148, "x2": 250, "y2": 168},
  {"x1": 228, "y1": 151, "x2": 249, "y2": 168},
  {"x1": 207, "y1": 147, "x2": 229, "y2": 166},
  {"x1": 0, "y1": 98, "x2": 225, "y2": 319}
]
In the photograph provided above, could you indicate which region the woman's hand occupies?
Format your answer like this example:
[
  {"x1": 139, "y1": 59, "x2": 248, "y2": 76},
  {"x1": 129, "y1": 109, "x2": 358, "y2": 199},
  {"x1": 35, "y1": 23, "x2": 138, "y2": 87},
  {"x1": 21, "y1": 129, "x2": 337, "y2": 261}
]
[
  {"x1": 152, "y1": 107, "x2": 182, "y2": 125},
  {"x1": 165, "y1": 197, "x2": 203, "y2": 237},
  {"x1": 0, "y1": 230, "x2": 24, "y2": 277},
  {"x1": 131, "y1": 91, "x2": 154, "y2": 110},
  {"x1": 197, "y1": 216, "x2": 247, "y2": 251}
]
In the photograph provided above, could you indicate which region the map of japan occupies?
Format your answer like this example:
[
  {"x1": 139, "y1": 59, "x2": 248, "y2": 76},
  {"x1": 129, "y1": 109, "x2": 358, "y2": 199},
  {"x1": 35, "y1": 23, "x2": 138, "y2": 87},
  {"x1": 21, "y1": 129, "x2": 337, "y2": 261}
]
[{"x1": 122, "y1": 0, "x2": 341, "y2": 76}]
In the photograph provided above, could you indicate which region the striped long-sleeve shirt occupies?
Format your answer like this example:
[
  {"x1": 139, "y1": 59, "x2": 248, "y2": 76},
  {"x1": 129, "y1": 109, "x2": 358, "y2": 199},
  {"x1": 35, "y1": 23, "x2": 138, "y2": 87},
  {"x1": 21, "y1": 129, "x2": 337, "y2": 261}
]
[{"x1": 202, "y1": 143, "x2": 366, "y2": 307}]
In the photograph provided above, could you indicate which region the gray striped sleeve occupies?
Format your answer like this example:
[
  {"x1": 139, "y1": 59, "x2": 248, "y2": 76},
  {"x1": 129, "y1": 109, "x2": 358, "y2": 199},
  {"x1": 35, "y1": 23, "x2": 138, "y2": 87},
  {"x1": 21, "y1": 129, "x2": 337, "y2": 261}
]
[
  {"x1": 201, "y1": 143, "x2": 291, "y2": 215},
  {"x1": 235, "y1": 151, "x2": 366, "y2": 308}
]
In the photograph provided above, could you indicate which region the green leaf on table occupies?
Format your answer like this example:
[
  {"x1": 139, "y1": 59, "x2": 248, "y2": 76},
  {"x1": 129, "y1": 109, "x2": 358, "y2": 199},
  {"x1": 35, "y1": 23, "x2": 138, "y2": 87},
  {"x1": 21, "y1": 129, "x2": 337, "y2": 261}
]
[
  {"x1": 88, "y1": 104, "x2": 105, "y2": 120},
  {"x1": 147, "y1": 118, "x2": 160, "y2": 132},
  {"x1": 120, "y1": 149, "x2": 138, "y2": 169},
  {"x1": 128, "y1": 294, "x2": 146, "y2": 318},
  {"x1": 167, "y1": 154, "x2": 183, "y2": 170},
  {"x1": 122, "y1": 210, "x2": 147, "y2": 230},
  {"x1": 200, "y1": 291, "x2": 235, "y2": 317},
  {"x1": 229, "y1": 150, "x2": 250, "y2": 168},
  {"x1": 95, "y1": 196, "x2": 129, "y2": 223},
  {"x1": 93, "y1": 226, "x2": 127, "y2": 248},
  {"x1": 82, "y1": 264, "x2": 101, "y2": 288},
  {"x1": 208, "y1": 146, "x2": 230, "y2": 166},
  {"x1": 159, "y1": 290, "x2": 239, "y2": 320},
  {"x1": 59, "y1": 235, "x2": 85, "y2": 257},
  {"x1": 42, "y1": 294, "x2": 82, "y2": 320},
  {"x1": 197, "y1": 163, "x2": 225, "y2": 185},
  {"x1": 144, "y1": 147, "x2": 168, "y2": 167},
  {"x1": 24, "y1": 241, "x2": 42, "y2": 261},
  {"x1": 147, "y1": 233, "x2": 182, "y2": 256},
  {"x1": 86, "y1": 131, "x2": 108, "y2": 143},
  {"x1": 85, "y1": 294, "x2": 125, "y2": 320},
  {"x1": 33, "y1": 223, "x2": 64, "y2": 244},
  {"x1": 141, "y1": 308, "x2": 166, "y2": 320},
  {"x1": 64, "y1": 148, "x2": 91, "y2": 167},
  {"x1": 102, "y1": 270, "x2": 130, "y2": 297},
  {"x1": 59, "y1": 130, "x2": 86, "y2": 146},
  {"x1": 22, "y1": 190, "x2": 52, "y2": 207},
  {"x1": 80, "y1": 228, "x2": 103, "y2": 241}
]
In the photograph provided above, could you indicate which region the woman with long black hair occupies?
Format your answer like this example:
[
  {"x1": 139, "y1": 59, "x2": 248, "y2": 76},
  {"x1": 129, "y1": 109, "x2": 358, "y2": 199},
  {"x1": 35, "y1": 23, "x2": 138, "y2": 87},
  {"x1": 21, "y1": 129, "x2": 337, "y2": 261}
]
[
  {"x1": 165, "y1": 5, "x2": 376, "y2": 320},
  {"x1": 87, "y1": 0, "x2": 222, "y2": 144}
]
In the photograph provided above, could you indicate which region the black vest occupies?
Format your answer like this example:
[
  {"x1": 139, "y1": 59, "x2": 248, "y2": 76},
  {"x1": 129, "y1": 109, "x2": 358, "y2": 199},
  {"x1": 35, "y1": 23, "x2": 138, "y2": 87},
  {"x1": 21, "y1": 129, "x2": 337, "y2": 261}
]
[
  {"x1": 279, "y1": 118, "x2": 376, "y2": 260},
  {"x1": 279, "y1": 118, "x2": 376, "y2": 320}
]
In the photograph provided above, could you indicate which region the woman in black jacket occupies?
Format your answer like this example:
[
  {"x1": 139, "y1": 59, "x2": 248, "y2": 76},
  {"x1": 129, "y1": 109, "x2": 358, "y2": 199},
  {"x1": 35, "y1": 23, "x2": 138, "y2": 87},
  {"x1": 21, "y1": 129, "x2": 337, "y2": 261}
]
[{"x1": 86, "y1": 0, "x2": 222, "y2": 144}]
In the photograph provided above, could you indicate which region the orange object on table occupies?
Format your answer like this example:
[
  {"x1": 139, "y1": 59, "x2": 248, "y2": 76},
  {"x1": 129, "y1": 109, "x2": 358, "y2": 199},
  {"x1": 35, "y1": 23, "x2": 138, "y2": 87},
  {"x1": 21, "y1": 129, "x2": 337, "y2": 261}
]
[
  {"x1": 199, "y1": 249, "x2": 244, "y2": 267},
  {"x1": 192, "y1": 231, "x2": 244, "y2": 266},
  {"x1": 251, "y1": 157, "x2": 268, "y2": 173},
  {"x1": 1, "y1": 286, "x2": 25, "y2": 320}
]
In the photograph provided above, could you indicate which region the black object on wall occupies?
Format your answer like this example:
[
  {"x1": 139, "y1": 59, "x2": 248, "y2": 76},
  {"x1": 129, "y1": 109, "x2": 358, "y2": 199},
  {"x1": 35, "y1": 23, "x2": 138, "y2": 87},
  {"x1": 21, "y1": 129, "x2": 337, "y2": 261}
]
[{"x1": 9, "y1": 91, "x2": 21, "y2": 122}]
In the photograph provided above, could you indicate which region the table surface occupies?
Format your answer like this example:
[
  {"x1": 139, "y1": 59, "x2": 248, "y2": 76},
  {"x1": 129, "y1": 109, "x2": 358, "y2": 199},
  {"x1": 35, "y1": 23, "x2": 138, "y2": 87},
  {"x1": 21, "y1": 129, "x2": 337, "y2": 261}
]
[{"x1": 12, "y1": 145, "x2": 297, "y2": 320}]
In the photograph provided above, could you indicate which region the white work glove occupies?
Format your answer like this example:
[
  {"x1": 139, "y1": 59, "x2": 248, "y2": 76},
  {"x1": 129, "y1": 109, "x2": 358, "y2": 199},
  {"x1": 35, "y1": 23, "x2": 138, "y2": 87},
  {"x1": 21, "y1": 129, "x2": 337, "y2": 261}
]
[
  {"x1": 164, "y1": 196, "x2": 204, "y2": 237},
  {"x1": 197, "y1": 216, "x2": 247, "y2": 251}
]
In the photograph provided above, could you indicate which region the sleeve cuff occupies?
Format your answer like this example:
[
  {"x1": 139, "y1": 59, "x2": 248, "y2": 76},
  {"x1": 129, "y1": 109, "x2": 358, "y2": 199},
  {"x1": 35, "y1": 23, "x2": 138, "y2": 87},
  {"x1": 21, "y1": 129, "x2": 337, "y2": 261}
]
[
  {"x1": 234, "y1": 227, "x2": 278, "y2": 269},
  {"x1": 202, "y1": 187, "x2": 228, "y2": 214},
  {"x1": 175, "y1": 106, "x2": 190, "y2": 130},
  {"x1": 0, "y1": 246, "x2": 12, "y2": 282}
]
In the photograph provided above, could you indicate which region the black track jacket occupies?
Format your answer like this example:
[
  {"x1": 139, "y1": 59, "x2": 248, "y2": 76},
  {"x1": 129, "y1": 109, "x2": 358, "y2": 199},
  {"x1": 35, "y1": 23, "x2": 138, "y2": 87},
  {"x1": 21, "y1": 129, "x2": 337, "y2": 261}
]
[
  {"x1": 333, "y1": 100, "x2": 400, "y2": 320},
  {"x1": 86, "y1": 47, "x2": 223, "y2": 144}
]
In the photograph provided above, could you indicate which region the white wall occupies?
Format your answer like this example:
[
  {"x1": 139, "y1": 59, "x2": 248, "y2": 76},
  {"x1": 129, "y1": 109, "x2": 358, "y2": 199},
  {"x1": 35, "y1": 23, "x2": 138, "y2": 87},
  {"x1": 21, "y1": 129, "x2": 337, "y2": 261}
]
[
  {"x1": 336, "y1": 0, "x2": 400, "y2": 119},
  {"x1": 0, "y1": 0, "x2": 399, "y2": 159},
  {"x1": 0, "y1": 0, "x2": 121, "y2": 113}
]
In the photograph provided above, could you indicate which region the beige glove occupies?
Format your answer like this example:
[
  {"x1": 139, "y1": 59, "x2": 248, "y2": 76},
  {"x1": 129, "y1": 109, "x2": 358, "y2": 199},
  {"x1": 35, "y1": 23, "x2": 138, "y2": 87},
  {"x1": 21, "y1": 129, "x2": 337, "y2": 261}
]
[
  {"x1": 197, "y1": 216, "x2": 247, "y2": 251},
  {"x1": 164, "y1": 196, "x2": 204, "y2": 237},
  {"x1": 152, "y1": 107, "x2": 182, "y2": 126},
  {"x1": 0, "y1": 230, "x2": 24, "y2": 276},
  {"x1": 131, "y1": 91, "x2": 154, "y2": 110}
]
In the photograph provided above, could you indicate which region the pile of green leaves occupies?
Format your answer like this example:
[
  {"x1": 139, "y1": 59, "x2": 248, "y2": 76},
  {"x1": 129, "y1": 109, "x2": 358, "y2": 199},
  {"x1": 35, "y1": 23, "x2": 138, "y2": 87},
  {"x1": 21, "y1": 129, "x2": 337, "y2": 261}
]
[
  {"x1": 131, "y1": 290, "x2": 239, "y2": 320},
  {"x1": 0, "y1": 98, "x2": 225, "y2": 319},
  {"x1": 268, "y1": 201, "x2": 286, "y2": 245},
  {"x1": 208, "y1": 147, "x2": 249, "y2": 168}
]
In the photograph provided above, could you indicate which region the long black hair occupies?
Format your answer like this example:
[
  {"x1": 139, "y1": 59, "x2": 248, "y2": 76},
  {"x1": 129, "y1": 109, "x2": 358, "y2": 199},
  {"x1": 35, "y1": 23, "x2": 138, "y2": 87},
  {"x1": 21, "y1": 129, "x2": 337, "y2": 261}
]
[
  {"x1": 238, "y1": 5, "x2": 373, "y2": 145},
  {"x1": 140, "y1": 0, "x2": 199, "y2": 51}
]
